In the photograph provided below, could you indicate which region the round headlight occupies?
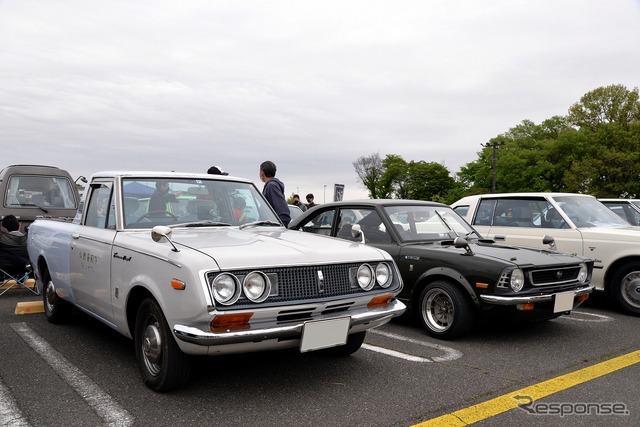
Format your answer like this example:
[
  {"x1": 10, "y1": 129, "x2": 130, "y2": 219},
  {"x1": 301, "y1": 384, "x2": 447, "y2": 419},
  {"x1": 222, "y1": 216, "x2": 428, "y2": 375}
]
[
  {"x1": 211, "y1": 273, "x2": 240, "y2": 305},
  {"x1": 510, "y1": 268, "x2": 525, "y2": 292},
  {"x1": 577, "y1": 263, "x2": 588, "y2": 283},
  {"x1": 243, "y1": 271, "x2": 271, "y2": 303},
  {"x1": 357, "y1": 264, "x2": 374, "y2": 291},
  {"x1": 376, "y1": 263, "x2": 392, "y2": 288}
]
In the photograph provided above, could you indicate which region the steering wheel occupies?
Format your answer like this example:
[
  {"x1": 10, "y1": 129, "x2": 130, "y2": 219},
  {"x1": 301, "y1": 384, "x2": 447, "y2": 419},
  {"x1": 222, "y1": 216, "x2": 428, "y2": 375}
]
[{"x1": 137, "y1": 210, "x2": 179, "y2": 222}]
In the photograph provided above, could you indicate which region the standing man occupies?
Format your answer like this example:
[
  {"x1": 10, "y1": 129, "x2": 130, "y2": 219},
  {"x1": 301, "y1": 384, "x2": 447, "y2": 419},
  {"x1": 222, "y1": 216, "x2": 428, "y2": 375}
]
[
  {"x1": 259, "y1": 161, "x2": 291, "y2": 226},
  {"x1": 291, "y1": 194, "x2": 307, "y2": 212},
  {"x1": 305, "y1": 193, "x2": 317, "y2": 209}
]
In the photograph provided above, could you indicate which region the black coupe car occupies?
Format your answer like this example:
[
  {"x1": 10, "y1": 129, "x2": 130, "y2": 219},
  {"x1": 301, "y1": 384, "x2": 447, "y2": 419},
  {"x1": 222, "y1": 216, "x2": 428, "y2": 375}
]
[{"x1": 289, "y1": 200, "x2": 594, "y2": 339}]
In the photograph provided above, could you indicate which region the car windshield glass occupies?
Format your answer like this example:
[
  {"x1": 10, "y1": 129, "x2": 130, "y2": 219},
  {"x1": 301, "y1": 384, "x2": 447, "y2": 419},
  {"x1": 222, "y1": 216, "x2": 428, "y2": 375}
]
[
  {"x1": 122, "y1": 178, "x2": 278, "y2": 229},
  {"x1": 553, "y1": 195, "x2": 629, "y2": 228},
  {"x1": 5, "y1": 175, "x2": 77, "y2": 209},
  {"x1": 383, "y1": 205, "x2": 475, "y2": 242}
]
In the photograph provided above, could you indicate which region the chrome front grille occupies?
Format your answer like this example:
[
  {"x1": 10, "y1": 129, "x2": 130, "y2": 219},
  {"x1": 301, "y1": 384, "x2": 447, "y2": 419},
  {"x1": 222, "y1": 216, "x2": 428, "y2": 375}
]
[{"x1": 529, "y1": 266, "x2": 581, "y2": 286}]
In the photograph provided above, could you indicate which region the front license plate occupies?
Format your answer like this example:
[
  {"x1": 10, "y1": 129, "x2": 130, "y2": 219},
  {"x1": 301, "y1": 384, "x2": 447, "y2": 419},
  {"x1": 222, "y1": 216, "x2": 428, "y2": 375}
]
[
  {"x1": 553, "y1": 291, "x2": 575, "y2": 313},
  {"x1": 300, "y1": 317, "x2": 350, "y2": 352}
]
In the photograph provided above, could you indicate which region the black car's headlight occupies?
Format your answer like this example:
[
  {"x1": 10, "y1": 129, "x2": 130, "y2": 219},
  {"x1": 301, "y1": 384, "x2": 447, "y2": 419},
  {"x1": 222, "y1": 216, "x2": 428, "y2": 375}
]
[
  {"x1": 510, "y1": 268, "x2": 525, "y2": 292},
  {"x1": 577, "y1": 263, "x2": 588, "y2": 283}
]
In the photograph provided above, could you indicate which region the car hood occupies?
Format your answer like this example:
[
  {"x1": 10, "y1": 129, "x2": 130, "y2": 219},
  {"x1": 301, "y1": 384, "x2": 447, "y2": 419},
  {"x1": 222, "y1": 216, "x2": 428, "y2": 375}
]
[
  {"x1": 405, "y1": 239, "x2": 586, "y2": 267},
  {"x1": 577, "y1": 225, "x2": 640, "y2": 241},
  {"x1": 164, "y1": 227, "x2": 392, "y2": 269}
]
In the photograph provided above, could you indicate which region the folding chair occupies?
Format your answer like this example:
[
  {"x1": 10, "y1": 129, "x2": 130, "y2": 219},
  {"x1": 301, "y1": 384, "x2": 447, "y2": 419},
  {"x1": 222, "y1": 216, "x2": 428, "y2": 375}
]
[{"x1": 0, "y1": 237, "x2": 39, "y2": 296}]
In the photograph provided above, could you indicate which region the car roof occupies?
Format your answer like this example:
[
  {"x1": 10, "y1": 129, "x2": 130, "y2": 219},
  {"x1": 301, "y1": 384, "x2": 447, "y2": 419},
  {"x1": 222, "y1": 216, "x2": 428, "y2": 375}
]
[
  {"x1": 454, "y1": 193, "x2": 597, "y2": 204},
  {"x1": 309, "y1": 199, "x2": 448, "y2": 208},
  {"x1": 90, "y1": 171, "x2": 251, "y2": 183},
  {"x1": 599, "y1": 198, "x2": 640, "y2": 202}
]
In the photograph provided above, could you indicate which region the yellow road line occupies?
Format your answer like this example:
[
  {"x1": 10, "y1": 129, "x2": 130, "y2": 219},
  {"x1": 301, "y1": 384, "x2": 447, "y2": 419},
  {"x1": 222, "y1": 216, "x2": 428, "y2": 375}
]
[{"x1": 414, "y1": 349, "x2": 640, "y2": 426}]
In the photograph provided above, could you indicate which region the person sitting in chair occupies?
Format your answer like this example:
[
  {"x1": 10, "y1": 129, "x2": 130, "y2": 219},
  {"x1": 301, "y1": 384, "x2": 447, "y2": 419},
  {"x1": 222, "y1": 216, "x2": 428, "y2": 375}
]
[{"x1": 1, "y1": 215, "x2": 26, "y2": 245}]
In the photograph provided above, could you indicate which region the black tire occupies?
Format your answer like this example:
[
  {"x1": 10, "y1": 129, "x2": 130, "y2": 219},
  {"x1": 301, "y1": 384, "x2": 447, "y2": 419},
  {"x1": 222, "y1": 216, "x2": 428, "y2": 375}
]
[
  {"x1": 324, "y1": 331, "x2": 366, "y2": 356},
  {"x1": 42, "y1": 267, "x2": 72, "y2": 324},
  {"x1": 417, "y1": 281, "x2": 474, "y2": 339},
  {"x1": 611, "y1": 262, "x2": 640, "y2": 316},
  {"x1": 135, "y1": 298, "x2": 191, "y2": 392}
]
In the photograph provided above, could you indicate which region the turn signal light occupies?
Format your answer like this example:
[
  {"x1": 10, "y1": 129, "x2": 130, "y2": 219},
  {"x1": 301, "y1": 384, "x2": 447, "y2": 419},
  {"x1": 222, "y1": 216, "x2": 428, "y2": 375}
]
[
  {"x1": 171, "y1": 279, "x2": 186, "y2": 290},
  {"x1": 577, "y1": 294, "x2": 589, "y2": 303},
  {"x1": 210, "y1": 313, "x2": 253, "y2": 332},
  {"x1": 368, "y1": 293, "x2": 393, "y2": 308},
  {"x1": 517, "y1": 303, "x2": 535, "y2": 311},
  {"x1": 475, "y1": 282, "x2": 489, "y2": 289}
]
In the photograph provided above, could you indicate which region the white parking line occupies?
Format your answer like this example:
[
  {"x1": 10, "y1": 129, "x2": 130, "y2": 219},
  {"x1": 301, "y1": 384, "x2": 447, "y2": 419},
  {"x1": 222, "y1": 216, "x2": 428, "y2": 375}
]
[
  {"x1": 0, "y1": 379, "x2": 31, "y2": 427},
  {"x1": 559, "y1": 310, "x2": 614, "y2": 322},
  {"x1": 367, "y1": 329, "x2": 462, "y2": 362},
  {"x1": 10, "y1": 323, "x2": 134, "y2": 427}
]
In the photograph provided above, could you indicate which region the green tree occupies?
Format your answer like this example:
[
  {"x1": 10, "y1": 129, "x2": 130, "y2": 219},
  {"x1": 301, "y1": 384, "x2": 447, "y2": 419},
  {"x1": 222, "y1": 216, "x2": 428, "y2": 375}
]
[
  {"x1": 568, "y1": 84, "x2": 640, "y2": 130},
  {"x1": 353, "y1": 153, "x2": 384, "y2": 198}
]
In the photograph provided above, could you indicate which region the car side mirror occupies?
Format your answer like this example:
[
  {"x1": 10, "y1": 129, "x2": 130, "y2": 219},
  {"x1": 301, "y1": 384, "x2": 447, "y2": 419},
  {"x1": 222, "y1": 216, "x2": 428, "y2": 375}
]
[
  {"x1": 152, "y1": 225, "x2": 179, "y2": 252},
  {"x1": 454, "y1": 236, "x2": 474, "y2": 256},
  {"x1": 542, "y1": 235, "x2": 557, "y2": 251},
  {"x1": 351, "y1": 224, "x2": 365, "y2": 244}
]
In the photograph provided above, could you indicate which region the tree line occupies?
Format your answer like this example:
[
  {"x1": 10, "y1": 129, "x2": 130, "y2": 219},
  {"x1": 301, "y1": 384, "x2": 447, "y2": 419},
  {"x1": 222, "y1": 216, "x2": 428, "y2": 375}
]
[{"x1": 353, "y1": 84, "x2": 640, "y2": 204}]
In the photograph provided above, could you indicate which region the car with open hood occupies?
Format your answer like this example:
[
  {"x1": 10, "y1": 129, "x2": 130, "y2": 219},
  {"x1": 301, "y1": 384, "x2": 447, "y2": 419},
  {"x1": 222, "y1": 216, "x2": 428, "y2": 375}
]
[{"x1": 289, "y1": 199, "x2": 593, "y2": 339}]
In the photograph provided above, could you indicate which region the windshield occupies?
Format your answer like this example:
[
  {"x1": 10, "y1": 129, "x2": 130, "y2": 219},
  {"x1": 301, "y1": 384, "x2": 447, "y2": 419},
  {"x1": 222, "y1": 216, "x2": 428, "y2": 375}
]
[
  {"x1": 122, "y1": 178, "x2": 280, "y2": 229},
  {"x1": 553, "y1": 195, "x2": 629, "y2": 228},
  {"x1": 383, "y1": 205, "x2": 476, "y2": 242},
  {"x1": 5, "y1": 175, "x2": 77, "y2": 209}
]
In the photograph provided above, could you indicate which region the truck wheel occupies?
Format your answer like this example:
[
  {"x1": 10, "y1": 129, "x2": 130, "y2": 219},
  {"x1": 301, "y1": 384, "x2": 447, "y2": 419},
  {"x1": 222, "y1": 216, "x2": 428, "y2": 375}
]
[
  {"x1": 418, "y1": 281, "x2": 474, "y2": 339},
  {"x1": 611, "y1": 262, "x2": 640, "y2": 316},
  {"x1": 42, "y1": 268, "x2": 72, "y2": 324},
  {"x1": 135, "y1": 298, "x2": 191, "y2": 392},
  {"x1": 324, "y1": 331, "x2": 366, "y2": 356}
]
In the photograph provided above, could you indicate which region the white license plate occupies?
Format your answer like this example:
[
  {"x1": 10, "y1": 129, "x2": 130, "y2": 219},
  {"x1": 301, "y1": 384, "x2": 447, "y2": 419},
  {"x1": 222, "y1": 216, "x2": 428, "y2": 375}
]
[
  {"x1": 300, "y1": 317, "x2": 350, "y2": 352},
  {"x1": 553, "y1": 291, "x2": 575, "y2": 313}
]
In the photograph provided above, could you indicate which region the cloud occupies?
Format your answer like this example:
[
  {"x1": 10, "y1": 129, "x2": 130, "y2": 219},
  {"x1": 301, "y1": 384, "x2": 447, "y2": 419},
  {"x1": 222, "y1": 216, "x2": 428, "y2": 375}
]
[{"x1": 1, "y1": 0, "x2": 639, "y2": 201}]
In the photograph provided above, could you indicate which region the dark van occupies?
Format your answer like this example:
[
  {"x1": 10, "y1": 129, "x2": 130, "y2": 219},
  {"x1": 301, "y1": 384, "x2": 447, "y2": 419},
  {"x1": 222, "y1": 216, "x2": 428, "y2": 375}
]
[{"x1": 0, "y1": 165, "x2": 80, "y2": 231}]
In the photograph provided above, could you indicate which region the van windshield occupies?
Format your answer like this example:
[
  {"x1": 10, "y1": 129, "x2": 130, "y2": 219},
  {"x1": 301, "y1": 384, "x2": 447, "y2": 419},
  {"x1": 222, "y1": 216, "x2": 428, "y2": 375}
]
[{"x1": 5, "y1": 175, "x2": 77, "y2": 209}]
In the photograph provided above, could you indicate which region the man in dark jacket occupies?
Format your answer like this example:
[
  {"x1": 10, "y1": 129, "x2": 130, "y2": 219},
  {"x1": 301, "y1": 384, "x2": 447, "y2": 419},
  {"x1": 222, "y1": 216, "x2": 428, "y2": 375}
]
[{"x1": 259, "y1": 161, "x2": 291, "y2": 226}]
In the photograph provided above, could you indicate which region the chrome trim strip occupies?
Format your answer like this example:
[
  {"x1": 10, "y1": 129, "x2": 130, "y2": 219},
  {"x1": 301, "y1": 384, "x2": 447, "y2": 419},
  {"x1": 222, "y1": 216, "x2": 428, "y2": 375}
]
[
  {"x1": 480, "y1": 286, "x2": 594, "y2": 305},
  {"x1": 173, "y1": 299, "x2": 406, "y2": 346}
]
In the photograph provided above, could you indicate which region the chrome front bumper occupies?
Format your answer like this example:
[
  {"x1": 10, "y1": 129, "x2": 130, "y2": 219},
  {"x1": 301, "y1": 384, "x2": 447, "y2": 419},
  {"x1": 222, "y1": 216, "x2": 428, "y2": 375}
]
[
  {"x1": 480, "y1": 285, "x2": 594, "y2": 305},
  {"x1": 173, "y1": 298, "x2": 406, "y2": 346}
]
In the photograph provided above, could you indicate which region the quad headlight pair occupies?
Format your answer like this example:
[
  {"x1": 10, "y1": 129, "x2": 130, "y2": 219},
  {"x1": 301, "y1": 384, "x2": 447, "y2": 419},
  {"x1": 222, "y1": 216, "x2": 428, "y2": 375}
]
[
  {"x1": 211, "y1": 271, "x2": 271, "y2": 306},
  {"x1": 354, "y1": 262, "x2": 393, "y2": 291}
]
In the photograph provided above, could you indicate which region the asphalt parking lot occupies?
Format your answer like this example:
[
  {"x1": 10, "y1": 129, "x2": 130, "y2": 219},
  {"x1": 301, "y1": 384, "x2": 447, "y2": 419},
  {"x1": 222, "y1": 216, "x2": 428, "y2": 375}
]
[{"x1": 1, "y1": 289, "x2": 638, "y2": 427}]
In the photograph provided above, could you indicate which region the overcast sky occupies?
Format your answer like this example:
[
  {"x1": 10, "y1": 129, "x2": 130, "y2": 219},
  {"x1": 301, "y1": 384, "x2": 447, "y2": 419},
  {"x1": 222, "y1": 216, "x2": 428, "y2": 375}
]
[{"x1": 2, "y1": 1, "x2": 639, "y2": 201}]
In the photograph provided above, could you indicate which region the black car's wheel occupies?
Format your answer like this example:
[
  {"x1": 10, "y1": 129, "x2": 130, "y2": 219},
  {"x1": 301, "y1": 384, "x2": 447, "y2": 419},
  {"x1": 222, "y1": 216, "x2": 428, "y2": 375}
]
[
  {"x1": 418, "y1": 281, "x2": 474, "y2": 339},
  {"x1": 611, "y1": 262, "x2": 640, "y2": 316},
  {"x1": 324, "y1": 331, "x2": 366, "y2": 356},
  {"x1": 135, "y1": 298, "x2": 191, "y2": 392},
  {"x1": 42, "y1": 267, "x2": 72, "y2": 324}
]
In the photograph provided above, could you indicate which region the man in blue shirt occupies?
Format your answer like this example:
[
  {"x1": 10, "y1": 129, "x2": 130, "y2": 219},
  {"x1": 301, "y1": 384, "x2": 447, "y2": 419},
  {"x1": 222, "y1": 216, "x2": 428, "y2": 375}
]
[{"x1": 259, "y1": 161, "x2": 291, "y2": 227}]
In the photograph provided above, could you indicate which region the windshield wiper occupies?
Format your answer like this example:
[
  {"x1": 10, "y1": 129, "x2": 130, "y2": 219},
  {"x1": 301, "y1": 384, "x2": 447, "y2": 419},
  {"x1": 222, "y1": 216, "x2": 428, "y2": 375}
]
[
  {"x1": 239, "y1": 220, "x2": 282, "y2": 230},
  {"x1": 14, "y1": 202, "x2": 48, "y2": 213},
  {"x1": 180, "y1": 221, "x2": 231, "y2": 227}
]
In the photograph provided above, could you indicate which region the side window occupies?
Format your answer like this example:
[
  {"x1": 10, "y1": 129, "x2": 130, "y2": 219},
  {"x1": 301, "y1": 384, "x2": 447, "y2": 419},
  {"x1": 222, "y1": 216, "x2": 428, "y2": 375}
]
[
  {"x1": 354, "y1": 209, "x2": 391, "y2": 244},
  {"x1": 493, "y1": 199, "x2": 535, "y2": 227},
  {"x1": 475, "y1": 199, "x2": 496, "y2": 226},
  {"x1": 540, "y1": 202, "x2": 568, "y2": 229},
  {"x1": 299, "y1": 209, "x2": 336, "y2": 236},
  {"x1": 85, "y1": 183, "x2": 114, "y2": 229}
]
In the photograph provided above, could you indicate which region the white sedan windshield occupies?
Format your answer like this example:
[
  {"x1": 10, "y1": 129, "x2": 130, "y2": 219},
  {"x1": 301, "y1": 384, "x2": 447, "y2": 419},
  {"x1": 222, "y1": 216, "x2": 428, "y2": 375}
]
[{"x1": 554, "y1": 195, "x2": 629, "y2": 228}]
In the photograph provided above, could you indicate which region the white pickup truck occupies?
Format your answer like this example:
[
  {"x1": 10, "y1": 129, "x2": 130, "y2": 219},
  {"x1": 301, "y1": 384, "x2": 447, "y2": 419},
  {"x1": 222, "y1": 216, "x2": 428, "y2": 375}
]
[{"x1": 27, "y1": 171, "x2": 405, "y2": 391}]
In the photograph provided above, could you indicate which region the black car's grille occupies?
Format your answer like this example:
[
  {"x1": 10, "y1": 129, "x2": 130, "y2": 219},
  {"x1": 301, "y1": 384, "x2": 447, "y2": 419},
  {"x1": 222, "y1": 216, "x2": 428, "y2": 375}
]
[
  {"x1": 208, "y1": 262, "x2": 396, "y2": 310},
  {"x1": 529, "y1": 266, "x2": 582, "y2": 286}
]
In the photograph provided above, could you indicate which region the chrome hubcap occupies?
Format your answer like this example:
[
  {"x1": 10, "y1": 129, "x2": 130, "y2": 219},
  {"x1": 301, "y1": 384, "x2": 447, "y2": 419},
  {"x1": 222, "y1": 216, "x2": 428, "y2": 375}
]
[
  {"x1": 621, "y1": 272, "x2": 640, "y2": 308},
  {"x1": 423, "y1": 289, "x2": 454, "y2": 332},
  {"x1": 142, "y1": 322, "x2": 162, "y2": 376}
]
